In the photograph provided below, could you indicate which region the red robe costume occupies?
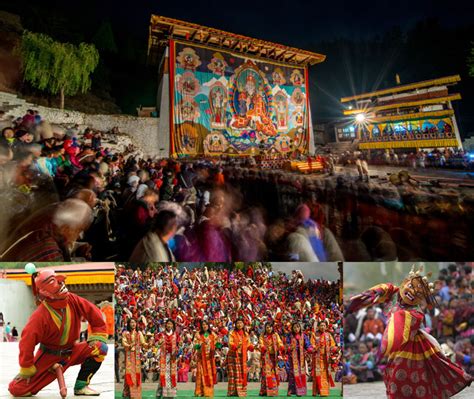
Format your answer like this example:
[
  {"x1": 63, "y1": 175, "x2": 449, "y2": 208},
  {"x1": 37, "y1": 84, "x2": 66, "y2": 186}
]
[
  {"x1": 8, "y1": 293, "x2": 108, "y2": 396},
  {"x1": 348, "y1": 283, "x2": 472, "y2": 399}
]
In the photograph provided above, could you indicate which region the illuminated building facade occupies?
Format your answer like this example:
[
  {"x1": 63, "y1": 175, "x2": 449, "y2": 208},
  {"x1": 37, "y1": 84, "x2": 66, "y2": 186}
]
[{"x1": 337, "y1": 75, "x2": 463, "y2": 151}]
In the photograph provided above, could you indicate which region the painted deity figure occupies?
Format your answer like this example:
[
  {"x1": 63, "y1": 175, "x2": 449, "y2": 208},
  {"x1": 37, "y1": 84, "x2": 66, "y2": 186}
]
[
  {"x1": 347, "y1": 265, "x2": 472, "y2": 399},
  {"x1": 181, "y1": 101, "x2": 197, "y2": 122},
  {"x1": 208, "y1": 52, "x2": 227, "y2": 76},
  {"x1": 272, "y1": 68, "x2": 286, "y2": 86},
  {"x1": 237, "y1": 91, "x2": 248, "y2": 117},
  {"x1": 259, "y1": 322, "x2": 284, "y2": 397},
  {"x1": 276, "y1": 98, "x2": 287, "y2": 128},
  {"x1": 177, "y1": 47, "x2": 201, "y2": 71},
  {"x1": 310, "y1": 320, "x2": 336, "y2": 397},
  {"x1": 211, "y1": 88, "x2": 225, "y2": 125},
  {"x1": 8, "y1": 266, "x2": 108, "y2": 397},
  {"x1": 291, "y1": 69, "x2": 304, "y2": 86},
  {"x1": 156, "y1": 320, "x2": 180, "y2": 399},
  {"x1": 184, "y1": 55, "x2": 194, "y2": 69},
  {"x1": 231, "y1": 72, "x2": 277, "y2": 136},
  {"x1": 295, "y1": 110, "x2": 304, "y2": 127}
]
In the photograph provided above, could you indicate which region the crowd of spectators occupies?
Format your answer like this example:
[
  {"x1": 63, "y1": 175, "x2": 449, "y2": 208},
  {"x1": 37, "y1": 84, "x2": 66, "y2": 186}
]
[
  {"x1": 114, "y1": 264, "x2": 343, "y2": 384},
  {"x1": 343, "y1": 263, "x2": 473, "y2": 384},
  {"x1": 0, "y1": 312, "x2": 18, "y2": 342},
  {"x1": 336, "y1": 148, "x2": 473, "y2": 169},
  {"x1": 0, "y1": 109, "x2": 347, "y2": 263},
  {"x1": 1, "y1": 109, "x2": 473, "y2": 262}
]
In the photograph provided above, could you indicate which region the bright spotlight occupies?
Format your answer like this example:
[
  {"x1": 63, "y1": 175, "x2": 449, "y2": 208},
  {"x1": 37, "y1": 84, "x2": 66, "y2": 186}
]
[{"x1": 355, "y1": 113, "x2": 366, "y2": 123}]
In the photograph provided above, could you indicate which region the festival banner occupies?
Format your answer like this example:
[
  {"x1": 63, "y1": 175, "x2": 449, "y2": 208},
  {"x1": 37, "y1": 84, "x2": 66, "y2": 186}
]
[{"x1": 170, "y1": 40, "x2": 309, "y2": 156}]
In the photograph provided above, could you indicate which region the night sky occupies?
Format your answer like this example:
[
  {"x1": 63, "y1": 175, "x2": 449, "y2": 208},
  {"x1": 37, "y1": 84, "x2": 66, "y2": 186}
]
[
  {"x1": 2, "y1": 0, "x2": 474, "y2": 134},
  {"x1": 94, "y1": 0, "x2": 474, "y2": 44}
]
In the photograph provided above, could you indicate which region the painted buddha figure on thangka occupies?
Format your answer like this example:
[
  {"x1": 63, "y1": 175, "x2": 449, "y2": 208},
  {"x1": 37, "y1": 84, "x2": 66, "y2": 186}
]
[
  {"x1": 209, "y1": 83, "x2": 227, "y2": 129},
  {"x1": 230, "y1": 65, "x2": 277, "y2": 137},
  {"x1": 176, "y1": 47, "x2": 202, "y2": 71},
  {"x1": 347, "y1": 265, "x2": 472, "y2": 399},
  {"x1": 207, "y1": 52, "x2": 227, "y2": 76}
]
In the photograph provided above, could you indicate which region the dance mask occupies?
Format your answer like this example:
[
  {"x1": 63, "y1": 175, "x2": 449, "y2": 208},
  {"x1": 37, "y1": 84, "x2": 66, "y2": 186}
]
[
  {"x1": 26, "y1": 264, "x2": 69, "y2": 305},
  {"x1": 399, "y1": 265, "x2": 437, "y2": 307}
]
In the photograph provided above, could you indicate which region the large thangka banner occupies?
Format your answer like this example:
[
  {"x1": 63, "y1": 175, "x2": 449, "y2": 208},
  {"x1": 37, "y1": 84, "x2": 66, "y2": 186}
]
[{"x1": 170, "y1": 40, "x2": 309, "y2": 156}]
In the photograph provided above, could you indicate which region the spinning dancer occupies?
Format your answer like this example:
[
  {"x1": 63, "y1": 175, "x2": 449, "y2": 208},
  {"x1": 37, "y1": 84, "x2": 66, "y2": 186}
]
[
  {"x1": 8, "y1": 265, "x2": 108, "y2": 397},
  {"x1": 193, "y1": 320, "x2": 221, "y2": 397},
  {"x1": 259, "y1": 321, "x2": 284, "y2": 397},
  {"x1": 227, "y1": 317, "x2": 254, "y2": 397},
  {"x1": 347, "y1": 265, "x2": 472, "y2": 398},
  {"x1": 310, "y1": 320, "x2": 336, "y2": 397}
]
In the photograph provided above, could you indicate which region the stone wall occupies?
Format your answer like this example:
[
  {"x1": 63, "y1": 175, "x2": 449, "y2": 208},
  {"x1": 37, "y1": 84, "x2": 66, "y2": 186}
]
[
  {"x1": 82, "y1": 114, "x2": 160, "y2": 157},
  {"x1": 0, "y1": 91, "x2": 166, "y2": 157}
]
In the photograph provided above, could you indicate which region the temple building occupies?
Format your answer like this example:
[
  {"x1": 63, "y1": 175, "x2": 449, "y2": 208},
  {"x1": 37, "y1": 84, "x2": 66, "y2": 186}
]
[
  {"x1": 4, "y1": 263, "x2": 114, "y2": 303},
  {"x1": 147, "y1": 15, "x2": 325, "y2": 157},
  {"x1": 336, "y1": 75, "x2": 463, "y2": 151}
]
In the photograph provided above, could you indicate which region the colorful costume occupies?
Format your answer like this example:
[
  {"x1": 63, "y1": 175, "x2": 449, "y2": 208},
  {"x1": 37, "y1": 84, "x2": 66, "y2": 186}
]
[
  {"x1": 122, "y1": 330, "x2": 146, "y2": 399},
  {"x1": 286, "y1": 333, "x2": 312, "y2": 396},
  {"x1": 348, "y1": 266, "x2": 472, "y2": 399},
  {"x1": 231, "y1": 75, "x2": 277, "y2": 137},
  {"x1": 193, "y1": 331, "x2": 219, "y2": 397},
  {"x1": 259, "y1": 332, "x2": 284, "y2": 396},
  {"x1": 156, "y1": 330, "x2": 179, "y2": 398},
  {"x1": 227, "y1": 329, "x2": 253, "y2": 397},
  {"x1": 310, "y1": 331, "x2": 336, "y2": 396},
  {"x1": 8, "y1": 269, "x2": 108, "y2": 397}
]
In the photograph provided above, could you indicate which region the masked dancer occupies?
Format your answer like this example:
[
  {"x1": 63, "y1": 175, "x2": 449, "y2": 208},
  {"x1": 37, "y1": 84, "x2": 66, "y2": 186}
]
[
  {"x1": 347, "y1": 265, "x2": 472, "y2": 398},
  {"x1": 8, "y1": 265, "x2": 108, "y2": 397}
]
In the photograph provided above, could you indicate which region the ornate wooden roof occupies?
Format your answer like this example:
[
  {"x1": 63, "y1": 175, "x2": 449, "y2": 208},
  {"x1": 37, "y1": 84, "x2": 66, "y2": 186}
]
[
  {"x1": 148, "y1": 14, "x2": 326, "y2": 67},
  {"x1": 341, "y1": 75, "x2": 461, "y2": 103},
  {"x1": 343, "y1": 94, "x2": 462, "y2": 116}
]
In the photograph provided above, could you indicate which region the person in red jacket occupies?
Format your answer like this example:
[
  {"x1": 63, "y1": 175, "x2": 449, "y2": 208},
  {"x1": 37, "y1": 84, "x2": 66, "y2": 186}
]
[{"x1": 8, "y1": 266, "x2": 108, "y2": 397}]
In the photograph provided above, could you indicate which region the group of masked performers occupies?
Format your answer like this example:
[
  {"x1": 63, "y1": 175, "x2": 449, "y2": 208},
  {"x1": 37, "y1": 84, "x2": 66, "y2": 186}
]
[{"x1": 121, "y1": 316, "x2": 339, "y2": 398}]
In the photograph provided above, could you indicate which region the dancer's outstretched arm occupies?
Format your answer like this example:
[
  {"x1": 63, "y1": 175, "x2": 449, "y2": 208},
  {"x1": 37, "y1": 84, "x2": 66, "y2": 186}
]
[{"x1": 347, "y1": 283, "x2": 399, "y2": 313}]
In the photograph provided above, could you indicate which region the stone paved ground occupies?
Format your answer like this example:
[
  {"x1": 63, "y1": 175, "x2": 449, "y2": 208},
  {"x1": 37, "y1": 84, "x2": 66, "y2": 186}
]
[
  {"x1": 344, "y1": 381, "x2": 474, "y2": 398},
  {"x1": 0, "y1": 342, "x2": 114, "y2": 398}
]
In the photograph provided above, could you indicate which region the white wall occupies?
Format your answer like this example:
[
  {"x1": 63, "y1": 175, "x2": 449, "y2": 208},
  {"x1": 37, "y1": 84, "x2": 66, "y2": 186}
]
[
  {"x1": 0, "y1": 92, "x2": 164, "y2": 157},
  {"x1": 0, "y1": 280, "x2": 36, "y2": 335}
]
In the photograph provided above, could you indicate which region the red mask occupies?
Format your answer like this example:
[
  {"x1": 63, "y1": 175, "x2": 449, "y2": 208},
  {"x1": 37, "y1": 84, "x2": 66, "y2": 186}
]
[{"x1": 33, "y1": 270, "x2": 68, "y2": 302}]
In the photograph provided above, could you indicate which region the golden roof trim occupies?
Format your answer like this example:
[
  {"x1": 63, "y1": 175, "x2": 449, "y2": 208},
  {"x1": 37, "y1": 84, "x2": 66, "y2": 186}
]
[
  {"x1": 343, "y1": 94, "x2": 461, "y2": 115},
  {"x1": 341, "y1": 75, "x2": 461, "y2": 103}
]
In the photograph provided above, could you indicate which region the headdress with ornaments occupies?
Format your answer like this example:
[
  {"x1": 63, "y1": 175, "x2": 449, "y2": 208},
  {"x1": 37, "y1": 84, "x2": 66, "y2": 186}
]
[
  {"x1": 246, "y1": 74, "x2": 256, "y2": 84},
  {"x1": 403, "y1": 264, "x2": 438, "y2": 307},
  {"x1": 213, "y1": 52, "x2": 225, "y2": 61}
]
